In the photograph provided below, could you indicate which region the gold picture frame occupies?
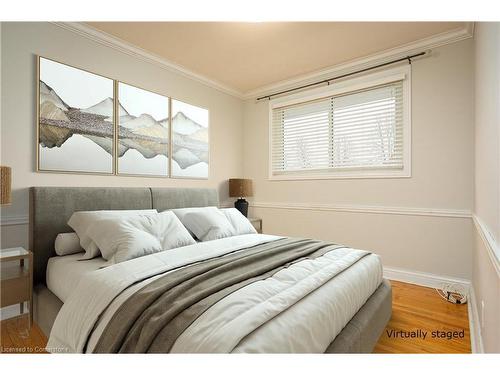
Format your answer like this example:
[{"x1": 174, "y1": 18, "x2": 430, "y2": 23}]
[
  {"x1": 115, "y1": 80, "x2": 170, "y2": 178},
  {"x1": 36, "y1": 56, "x2": 116, "y2": 175},
  {"x1": 36, "y1": 55, "x2": 210, "y2": 179}
]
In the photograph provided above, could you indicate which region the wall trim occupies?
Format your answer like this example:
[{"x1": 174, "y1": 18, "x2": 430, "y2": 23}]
[
  {"x1": 244, "y1": 22, "x2": 474, "y2": 99},
  {"x1": 251, "y1": 202, "x2": 472, "y2": 219},
  {"x1": 472, "y1": 214, "x2": 500, "y2": 277},
  {"x1": 1, "y1": 204, "x2": 474, "y2": 224},
  {"x1": 383, "y1": 266, "x2": 483, "y2": 353},
  {"x1": 51, "y1": 22, "x2": 244, "y2": 99},
  {"x1": 0, "y1": 215, "x2": 29, "y2": 226},
  {"x1": 383, "y1": 266, "x2": 471, "y2": 290},
  {"x1": 51, "y1": 22, "x2": 474, "y2": 100},
  {"x1": 468, "y1": 285, "x2": 485, "y2": 353}
]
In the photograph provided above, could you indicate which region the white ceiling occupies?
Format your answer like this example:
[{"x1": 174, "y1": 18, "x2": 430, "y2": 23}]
[{"x1": 86, "y1": 22, "x2": 467, "y2": 94}]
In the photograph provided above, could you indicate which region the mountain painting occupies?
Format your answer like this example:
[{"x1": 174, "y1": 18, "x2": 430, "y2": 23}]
[
  {"x1": 171, "y1": 99, "x2": 209, "y2": 178},
  {"x1": 37, "y1": 56, "x2": 209, "y2": 178},
  {"x1": 117, "y1": 83, "x2": 169, "y2": 176},
  {"x1": 38, "y1": 57, "x2": 114, "y2": 173}
]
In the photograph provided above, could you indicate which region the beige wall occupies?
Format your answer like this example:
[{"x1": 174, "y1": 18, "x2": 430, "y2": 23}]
[
  {"x1": 474, "y1": 23, "x2": 499, "y2": 243},
  {"x1": 473, "y1": 22, "x2": 500, "y2": 353},
  {"x1": 2, "y1": 23, "x2": 497, "y2": 349},
  {"x1": 243, "y1": 39, "x2": 475, "y2": 279},
  {"x1": 0, "y1": 22, "x2": 244, "y2": 249}
]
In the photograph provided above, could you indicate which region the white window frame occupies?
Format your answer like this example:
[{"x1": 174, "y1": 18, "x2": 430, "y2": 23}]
[{"x1": 268, "y1": 65, "x2": 411, "y2": 180}]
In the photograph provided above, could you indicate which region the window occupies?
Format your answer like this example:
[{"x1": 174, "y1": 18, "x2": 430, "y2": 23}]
[{"x1": 270, "y1": 67, "x2": 410, "y2": 179}]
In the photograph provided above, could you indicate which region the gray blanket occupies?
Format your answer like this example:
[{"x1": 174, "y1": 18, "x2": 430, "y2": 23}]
[{"x1": 92, "y1": 238, "x2": 350, "y2": 353}]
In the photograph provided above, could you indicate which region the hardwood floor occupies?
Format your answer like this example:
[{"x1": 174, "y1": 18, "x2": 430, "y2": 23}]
[
  {"x1": 0, "y1": 281, "x2": 471, "y2": 354},
  {"x1": 374, "y1": 280, "x2": 471, "y2": 353}
]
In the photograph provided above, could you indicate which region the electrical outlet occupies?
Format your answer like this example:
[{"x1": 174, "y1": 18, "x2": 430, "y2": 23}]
[{"x1": 481, "y1": 300, "x2": 485, "y2": 329}]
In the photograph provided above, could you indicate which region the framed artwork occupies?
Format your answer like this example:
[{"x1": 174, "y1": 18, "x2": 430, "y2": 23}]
[
  {"x1": 171, "y1": 99, "x2": 209, "y2": 179},
  {"x1": 37, "y1": 56, "x2": 115, "y2": 174},
  {"x1": 117, "y1": 82, "x2": 169, "y2": 176},
  {"x1": 36, "y1": 56, "x2": 210, "y2": 179}
]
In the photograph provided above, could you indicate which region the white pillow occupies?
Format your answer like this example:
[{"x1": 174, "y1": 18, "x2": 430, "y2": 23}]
[
  {"x1": 182, "y1": 208, "x2": 235, "y2": 241},
  {"x1": 54, "y1": 232, "x2": 83, "y2": 256},
  {"x1": 67, "y1": 209, "x2": 157, "y2": 260},
  {"x1": 86, "y1": 211, "x2": 196, "y2": 265},
  {"x1": 171, "y1": 206, "x2": 219, "y2": 237},
  {"x1": 220, "y1": 208, "x2": 257, "y2": 235},
  {"x1": 153, "y1": 212, "x2": 196, "y2": 250}
]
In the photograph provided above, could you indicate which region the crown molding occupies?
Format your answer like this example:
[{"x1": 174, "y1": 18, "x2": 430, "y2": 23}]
[
  {"x1": 251, "y1": 201, "x2": 472, "y2": 219},
  {"x1": 52, "y1": 22, "x2": 474, "y2": 101},
  {"x1": 51, "y1": 22, "x2": 246, "y2": 99},
  {"x1": 243, "y1": 22, "x2": 475, "y2": 100}
]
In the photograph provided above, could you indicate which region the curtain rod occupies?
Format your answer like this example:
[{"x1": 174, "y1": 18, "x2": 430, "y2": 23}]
[{"x1": 256, "y1": 51, "x2": 427, "y2": 101}]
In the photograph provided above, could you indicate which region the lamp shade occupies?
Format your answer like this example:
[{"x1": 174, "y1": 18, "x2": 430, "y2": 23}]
[
  {"x1": 229, "y1": 178, "x2": 253, "y2": 198},
  {"x1": 1, "y1": 166, "x2": 12, "y2": 205}
]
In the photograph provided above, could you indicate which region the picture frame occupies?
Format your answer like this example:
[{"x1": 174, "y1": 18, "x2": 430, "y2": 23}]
[
  {"x1": 116, "y1": 81, "x2": 170, "y2": 177},
  {"x1": 170, "y1": 98, "x2": 210, "y2": 179},
  {"x1": 37, "y1": 56, "x2": 115, "y2": 175},
  {"x1": 36, "y1": 55, "x2": 210, "y2": 179}
]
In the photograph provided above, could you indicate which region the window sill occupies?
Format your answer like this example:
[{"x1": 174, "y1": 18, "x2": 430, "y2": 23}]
[{"x1": 268, "y1": 170, "x2": 411, "y2": 181}]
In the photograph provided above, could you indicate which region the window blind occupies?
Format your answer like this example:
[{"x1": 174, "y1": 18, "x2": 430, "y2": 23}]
[{"x1": 271, "y1": 81, "x2": 404, "y2": 175}]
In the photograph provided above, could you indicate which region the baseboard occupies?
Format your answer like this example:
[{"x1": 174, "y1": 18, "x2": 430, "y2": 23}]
[
  {"x1": 468, "y1": 286, "x2": 484, "y2": 353},
  {"x1": 383, "y1": 266, "x2": 471, "y2": 290},
  {"x1": 383, "y1": 266, "x2": 484, "y2": 353}
]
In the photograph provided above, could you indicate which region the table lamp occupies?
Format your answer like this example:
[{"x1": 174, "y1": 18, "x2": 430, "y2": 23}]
[{"x1": 229, "y1": 178, "x2": 253, "y2": 217}]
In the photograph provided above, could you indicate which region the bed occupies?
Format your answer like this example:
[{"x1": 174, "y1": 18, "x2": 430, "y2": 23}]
[{"x1": 30, "y1": 186, "x2": 391, "y2": 353}]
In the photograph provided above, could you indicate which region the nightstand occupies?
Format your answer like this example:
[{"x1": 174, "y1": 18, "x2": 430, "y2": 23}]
[
  {"x1": 249, "y1": 218, "x2": 262, "y2": 234},
  {"x1": 0, "y1": 248, "x2": 33, "y2": 328}
]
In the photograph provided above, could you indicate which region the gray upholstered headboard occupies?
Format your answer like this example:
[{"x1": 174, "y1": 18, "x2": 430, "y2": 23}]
[{"x1": 29, "y1": 186, "x2": 219, "y2": 285}]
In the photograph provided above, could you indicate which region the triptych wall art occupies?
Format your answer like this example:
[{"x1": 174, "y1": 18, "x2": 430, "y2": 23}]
[{"x1": 37, "y1": 56, "x2": 209, "y2": 179}]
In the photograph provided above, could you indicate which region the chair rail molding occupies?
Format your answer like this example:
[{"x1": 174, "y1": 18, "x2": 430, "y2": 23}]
[
  {"x1": 472, "y1": 214, "x2": 500, "y2": 277},
  {"x1": 251, "y1": 202, "x2": 472, "y2": 219},
  {"x1": 0, "y1": 214, "x2": 29, "y2": 226}
]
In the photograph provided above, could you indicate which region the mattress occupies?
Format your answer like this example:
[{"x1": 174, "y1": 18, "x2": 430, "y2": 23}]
[
  {"x1": 87, "y1": 244, "x2": 383, "y2": 353},
  {"x1": 47, "y1": 235, "x2": 384, "y2": 353},
  {"x1": 173, "y1": 250, "x2": 383, "y2": 353},
  {"x1": 46, "y1": 253, "x2": 107, "y2": 302}
]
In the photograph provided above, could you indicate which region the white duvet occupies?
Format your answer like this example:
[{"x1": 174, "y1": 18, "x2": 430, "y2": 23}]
[{"x1": 47, "y1": 234, "x2": 383, "y2": 353}]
